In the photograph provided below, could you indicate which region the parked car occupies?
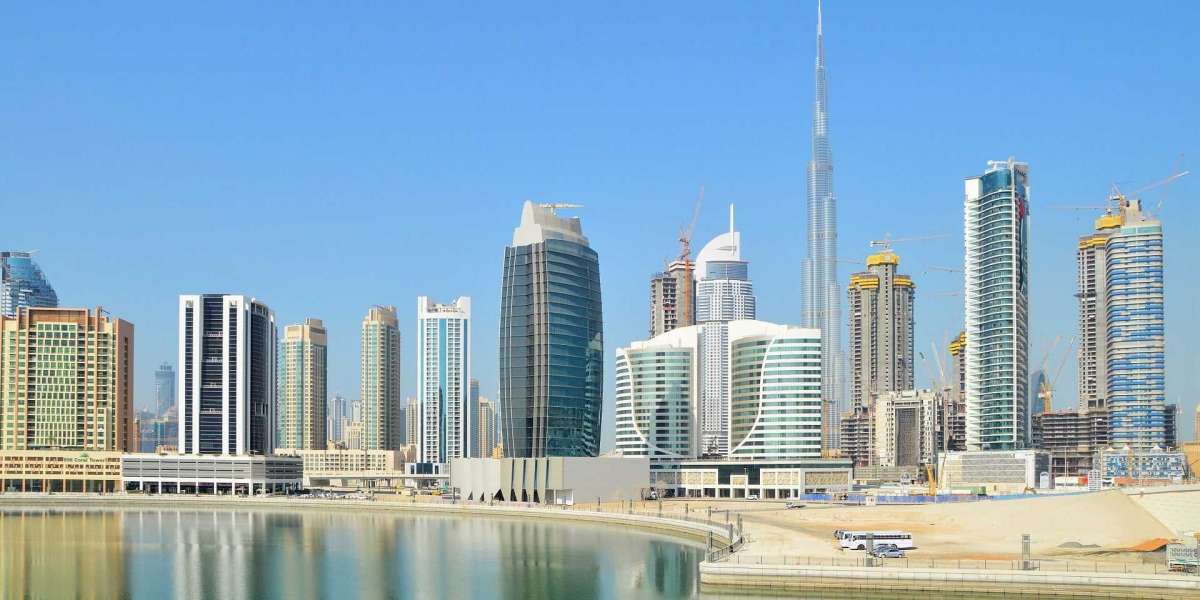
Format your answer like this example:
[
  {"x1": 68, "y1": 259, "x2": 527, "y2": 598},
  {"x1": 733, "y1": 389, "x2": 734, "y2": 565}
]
[
  {"x1": 746, "y1": 494, "x2": 759, "y2": 501},
  {"x1": 870, "y1": 544, "x2": 905, "y2": 558},
  {"x1": 785, "y1": 502, "x2": 805, "y2": 509}
]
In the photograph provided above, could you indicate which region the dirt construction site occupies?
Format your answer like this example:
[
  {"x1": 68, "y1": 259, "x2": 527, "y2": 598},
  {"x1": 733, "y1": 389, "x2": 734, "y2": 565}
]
[{"x1": 640, "y1": 487, "x2": 1197, "y2": 562}]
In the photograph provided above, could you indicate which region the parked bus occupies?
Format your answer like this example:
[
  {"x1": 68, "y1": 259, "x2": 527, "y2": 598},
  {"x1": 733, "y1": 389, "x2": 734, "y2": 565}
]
[{"x1": 839, "y1": 531, "x2": 915, "y2": 551}]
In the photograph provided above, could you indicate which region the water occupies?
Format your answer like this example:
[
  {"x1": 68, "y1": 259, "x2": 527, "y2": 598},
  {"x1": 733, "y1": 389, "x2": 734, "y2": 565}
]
[{"x1": 0, "y1": 505, "x2": 712, "y2": 600}]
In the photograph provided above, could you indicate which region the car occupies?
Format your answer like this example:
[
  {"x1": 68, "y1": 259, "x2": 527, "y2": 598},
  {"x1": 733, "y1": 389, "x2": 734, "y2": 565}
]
[
  {"x1": 870, "y1": 544, "x2": 905, "y2": 558},
  {"x1": 745, "y1": 494, "x2": 759, "y2": 501},
  {"x1": 833, "y1": 529, "x2": 845, "y2": 540},
  {"x1": 785, "y1": 502, "x2": 805, "y2": 509}
]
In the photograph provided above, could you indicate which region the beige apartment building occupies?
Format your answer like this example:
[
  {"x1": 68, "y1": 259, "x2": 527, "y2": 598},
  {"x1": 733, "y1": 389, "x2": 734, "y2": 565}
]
[
  {"x1": 277, "y1": 318, "x2": 328, "y2": 450},
  {"x1": 0, "y1": 307, "x2": 134, "y2": 452}
]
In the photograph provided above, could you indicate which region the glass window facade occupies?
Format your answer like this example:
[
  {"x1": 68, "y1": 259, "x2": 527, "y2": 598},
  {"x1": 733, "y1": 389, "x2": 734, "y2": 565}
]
[{"x1": 500, "y1": 238, "x2": 603, "y2": 457}]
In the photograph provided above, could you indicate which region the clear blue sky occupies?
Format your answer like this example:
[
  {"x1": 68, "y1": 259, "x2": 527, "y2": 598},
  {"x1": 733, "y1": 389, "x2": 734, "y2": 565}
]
[{"x1": 3, "y1": 1, "x2": 1197, "y2": 445}]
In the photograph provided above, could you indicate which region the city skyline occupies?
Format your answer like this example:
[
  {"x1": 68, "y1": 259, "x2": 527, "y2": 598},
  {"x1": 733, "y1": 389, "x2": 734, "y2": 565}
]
[{"x1": 4, "y1": 2, "x2": 1198, "y2": 444}]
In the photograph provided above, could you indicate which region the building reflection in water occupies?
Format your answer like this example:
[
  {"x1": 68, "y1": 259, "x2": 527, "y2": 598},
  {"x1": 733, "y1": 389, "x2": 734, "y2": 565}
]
[
  {"x1": 0, "y1": 507, "x2": 128, "y2": 600},
  {"x1": 0, "y1": 505, "x2": 705, "y2": 599}
]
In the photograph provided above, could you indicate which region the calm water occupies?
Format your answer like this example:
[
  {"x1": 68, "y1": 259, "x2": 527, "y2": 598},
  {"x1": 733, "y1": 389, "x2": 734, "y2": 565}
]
[{"x1": 0, "y1": 505, "x2": 716, "y2": 600}]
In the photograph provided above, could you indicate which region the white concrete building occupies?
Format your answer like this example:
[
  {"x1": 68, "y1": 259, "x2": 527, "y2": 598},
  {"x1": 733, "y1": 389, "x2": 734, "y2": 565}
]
[
  {"x1": 417, "y1": 296, "x2": 471, "y2": 464},
  {"x1": 694, "y1": 205, "x2": 756, "y2": 456},
  {"x1": 449, "y1": 457, "x2": 649, "y2": 504},
  {"x1": 873, "y1": 389, "x2": 936, "y2": 468},
  {"x1": 615, "y1": 320, "x2": 824, "y2": 477}
]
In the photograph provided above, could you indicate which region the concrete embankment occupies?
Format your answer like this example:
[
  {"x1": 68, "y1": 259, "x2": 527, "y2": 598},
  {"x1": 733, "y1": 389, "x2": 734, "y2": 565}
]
[
  {"x1": 0, "y1": 494, "x2": 730, "y2": 547},
  {"x1": 699, "y1": 561, "x2": 1200, "y2": 598}
]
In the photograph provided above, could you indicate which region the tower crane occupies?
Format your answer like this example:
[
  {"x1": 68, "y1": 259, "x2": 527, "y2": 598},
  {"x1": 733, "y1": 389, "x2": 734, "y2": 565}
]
[
  {"x1": 869, "y1": 233, "x2": 951, "y2": 253},
  {"x1": 676, "y1": 186, "x2": 704, "y2": 327},
  {"x1": 1039, "y1": 337, "x2": 1076, "y2": 413}
]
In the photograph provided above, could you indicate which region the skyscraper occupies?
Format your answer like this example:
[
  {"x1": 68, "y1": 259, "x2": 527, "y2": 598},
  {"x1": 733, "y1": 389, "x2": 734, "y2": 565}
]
[
  {"x1": 277, "y1": 318, "x2": 328, "y2": 450},
  {"x1": 327, "y1": 394, "x2": 348, "y2": 446},
  {"x1": 1076, "y1": 211, "x2": 1118, "y2": 411},
  {"x1": 649, "y1": 260, "x2": 694, "y2": 338},
  {"x1": 841, "y1": 250, "x2": 915, "y2": 466},
  {"x1": 0, "y1": 307, "x2": 135, "y2": 451},
  {"x1": 800, "y1": 2, "x2": 845, "y2": 452},
  {"x1": 417, "y1": 296, "x2": 471, "y2": 463},
  {"x1": 694, "y1": 205, "x2": 755, "y2": 456},
  {"x1": 405, "y1": 397, "x2": 419, "y2": 451},
  {"x1": 477, "y1": 396, "x2": 497, "y2": 459},
  {"x1": 1102, "y1": 198, "x2": 1167, "y2": 448},
  {"x1": 0, "y1": 252, "x2": 58, "y2": 317},
  {"x1": 964, "y1": 159, "x2": 1030, "y2": 451},
  {"x1": 499, "y1": 201, "x2": 603, "y2": 458},
  {"x1": 360, "y1": 306, "x2": 402, "y2": 450},
  {"x1": 469, "y1": 378, "x2": 480, "y2": 457},
  {"x1": 846, "y1": 251, "x2": 915, "y2": 408},
  {"x1": 154, "y1": 362, "x2": 176, "y2": 418},
  {"x1": 178, "y1": 294, "x2": 276, "y2": 455}
]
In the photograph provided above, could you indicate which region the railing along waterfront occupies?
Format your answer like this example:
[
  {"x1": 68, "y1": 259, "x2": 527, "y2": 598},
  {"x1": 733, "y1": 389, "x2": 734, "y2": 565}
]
[{"x1": 714, "y1": 554, "x2": 1198, "y2": 576}]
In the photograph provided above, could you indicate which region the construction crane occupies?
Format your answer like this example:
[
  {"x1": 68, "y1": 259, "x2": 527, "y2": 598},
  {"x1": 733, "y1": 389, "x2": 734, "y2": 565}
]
[
  {"x1": 926, "y1": 265, "x2": 962, "y2": 274},
  {"x1": 1051, "y1": 165, "x2": 1190, "y2": 215},
  {"x1": 676, "y1": 187, "x2": 704, "y2": 327},
  {"x1": 869, "y1": 233, "x2": 951, "y2": 253},
  {"x1": 1039, "y1": 337, "x2": 1076, "y2": 413}
]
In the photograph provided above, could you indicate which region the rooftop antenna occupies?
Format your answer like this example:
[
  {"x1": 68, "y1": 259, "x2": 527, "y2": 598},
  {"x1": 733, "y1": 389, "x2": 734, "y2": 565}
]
[{"x1": 729, "y1": 203, "x2": 735, "y2": 234}]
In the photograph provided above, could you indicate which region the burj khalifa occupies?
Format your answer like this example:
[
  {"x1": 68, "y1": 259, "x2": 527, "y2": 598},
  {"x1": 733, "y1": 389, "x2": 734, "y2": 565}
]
[{"x1": 801, "y1": 0, "x2": 843, "y2": 451}]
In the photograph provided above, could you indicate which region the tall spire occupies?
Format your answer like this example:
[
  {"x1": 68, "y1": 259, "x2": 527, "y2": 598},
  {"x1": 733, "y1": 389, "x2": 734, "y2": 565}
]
[{"x1": 802, "y1": 0, "x2": 843, "y2": 453}]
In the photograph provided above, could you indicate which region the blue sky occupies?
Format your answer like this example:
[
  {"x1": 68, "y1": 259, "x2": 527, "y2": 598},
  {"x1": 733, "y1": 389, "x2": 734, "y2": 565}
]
[{"x1": 3, "y1": 1, "x2": 1197, "y2": 444}]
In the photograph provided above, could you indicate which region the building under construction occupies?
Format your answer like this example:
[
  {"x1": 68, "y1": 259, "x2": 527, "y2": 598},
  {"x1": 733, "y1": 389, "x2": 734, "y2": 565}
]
[
  {"x1": 1031, "y1": 408, "x2": 1109, "y2": 477},
  {"x1": 839, "y1": 250, "x2": 915, "y2": 468},
  {"x1": 649, "y1": 260, "x2": 693, "y2": 338}
]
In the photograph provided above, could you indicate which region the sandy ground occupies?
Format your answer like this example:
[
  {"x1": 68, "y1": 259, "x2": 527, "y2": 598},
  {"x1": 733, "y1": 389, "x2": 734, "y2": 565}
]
[{"x1": 593, "y1": 490, "x2": 1176, "y2": 561}]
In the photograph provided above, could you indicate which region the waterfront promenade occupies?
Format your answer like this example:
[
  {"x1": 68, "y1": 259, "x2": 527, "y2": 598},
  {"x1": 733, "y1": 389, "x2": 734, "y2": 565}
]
[{"x1": 4, "y1": 492, "x2": 1197, "y2": 598}]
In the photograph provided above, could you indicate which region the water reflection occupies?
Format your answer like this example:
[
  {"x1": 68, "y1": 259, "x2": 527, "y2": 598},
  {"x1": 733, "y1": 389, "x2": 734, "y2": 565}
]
[{"x1": 0, "y1": 506, "x2": 706, "y2": 600}]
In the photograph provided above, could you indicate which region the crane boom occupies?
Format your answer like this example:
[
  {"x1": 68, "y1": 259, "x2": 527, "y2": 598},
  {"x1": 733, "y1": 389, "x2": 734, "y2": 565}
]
[{"x1": 869, "y1": 233, "x2": 950, "y2": 252}]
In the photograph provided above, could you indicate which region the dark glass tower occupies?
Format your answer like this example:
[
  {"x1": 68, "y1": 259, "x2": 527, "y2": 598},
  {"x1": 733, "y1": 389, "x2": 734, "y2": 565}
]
[
  {"x1": 178, "y1": 294, "x2": 277, "y2": 455},
  {"x1": 499, "y1": 202, "x2": 603, "y2": 457},
  {"x1": 0, "y1": 251, "x2": 58, "y2": 317}
]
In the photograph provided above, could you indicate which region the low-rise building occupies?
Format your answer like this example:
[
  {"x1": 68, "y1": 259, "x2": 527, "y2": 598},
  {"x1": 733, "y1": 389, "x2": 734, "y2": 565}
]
[
  {"x1": 120, "y1": 454, "x2": 302, "y2": 494},
  {"x1": 874, "y1": 389, "x2": 936, "y2": 469},
  {"x1": 0, "y1": 450, "x2": 123, "y2": 492},
  {"x1": 450, "y1": 457, "x2": 649, "y2": 504},
  {"x1": 273, "y1": 448, "x2": 412, "y2": 488},
  {"x1": 1098, "y1": 446, "x2": 1185, "y2": 484},
  {"x1": 938, "y1": 450, "x2": 1049, "y2": 494},
  {"x1": 678, "y1": 458, "x2": 852, "y2": 499}
]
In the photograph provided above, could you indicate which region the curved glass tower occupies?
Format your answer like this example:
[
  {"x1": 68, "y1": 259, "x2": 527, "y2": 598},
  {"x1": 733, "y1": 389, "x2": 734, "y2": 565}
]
[
  {"x1": 1, "y1": 252, "x2": 58, "y2": 317},
  {"x1": 963, "y1": 159, "x2": 1030, "y2": 451},
  {"x1": 499, "y1": 202, "x2": 603, "y2": 457},
  {"x1": 801, "y1": 2, "x2": 844, "y2": 451}
]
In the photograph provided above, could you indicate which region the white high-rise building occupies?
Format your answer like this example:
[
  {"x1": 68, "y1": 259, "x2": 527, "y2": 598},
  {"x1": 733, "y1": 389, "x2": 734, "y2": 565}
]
[
  {"x1": 417, "y1": 296, "x2": 471, "y2": 464},
  {"x1": 615, "y1": 320, "x2": 823, "y2": 471},
  {"x1": 178, "y1": 294, "x2": 276, "y2": 456},
  {"x1": 694, "y1": 205, "x2": 756, "y2": 456},
  {"x1": 963, "y1": 159, "x2": 1030, "y2": 451}
]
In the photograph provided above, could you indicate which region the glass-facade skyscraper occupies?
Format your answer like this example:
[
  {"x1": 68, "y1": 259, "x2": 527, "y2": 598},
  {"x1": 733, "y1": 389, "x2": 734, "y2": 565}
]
[
  {"x1": 416, "y1": 296, "x2": 470, "y2": 463},
  {"x1": 499, "y1": 201, "x2": 603, "y2": 458},
  {"x1": 1, "y1": 252, "x2": 58, "y2": 317},
  {"x1": 801, "y1": 3, "x2": 845, "y2": 452},
  {"x1": 1102, "y1": 199, "x2": 1168, "y2": 448},
  {"x1": 695, "y1": 204, "x2": 755, "y2": 456},
  {"x1": 178, "y1": 294, "x2": 276, "y2": 455},
  {"x1": 963, "y1": 159, "x2": 1030, "y2": 451}
]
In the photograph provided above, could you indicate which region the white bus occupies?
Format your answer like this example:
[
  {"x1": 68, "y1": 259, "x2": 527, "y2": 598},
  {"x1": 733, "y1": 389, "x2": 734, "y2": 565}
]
[{"x1": 839, "y1": 531, "x2": 915, "y2": 551}]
